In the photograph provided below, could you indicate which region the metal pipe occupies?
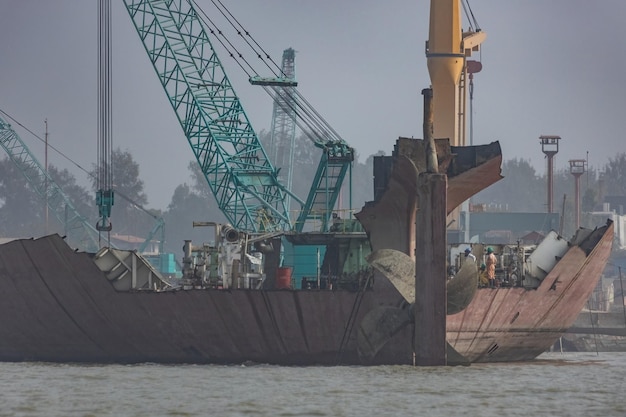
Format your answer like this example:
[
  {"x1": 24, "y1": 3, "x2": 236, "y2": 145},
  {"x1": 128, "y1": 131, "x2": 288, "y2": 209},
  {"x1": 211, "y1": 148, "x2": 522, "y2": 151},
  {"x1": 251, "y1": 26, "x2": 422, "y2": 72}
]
[{"x1": 422, "y1": 88, "x2": 438, "y2": 174}]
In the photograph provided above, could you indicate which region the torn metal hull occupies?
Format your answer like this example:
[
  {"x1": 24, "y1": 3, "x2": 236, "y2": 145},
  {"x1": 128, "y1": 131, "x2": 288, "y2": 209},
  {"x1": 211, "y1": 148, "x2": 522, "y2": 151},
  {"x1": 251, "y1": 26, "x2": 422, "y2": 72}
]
[
  {"x1": 446, "y1": 221, "x2": 614, "y2": 362},
  {"x1": 0, "y1": 234, "x2": 410, "y2": 365},
  {"x1": 357, "y1": 138, "x2": 503, "y2": 255},
  {"x1": 353, "y1": 136, "x2": 613, "y2": 363}
]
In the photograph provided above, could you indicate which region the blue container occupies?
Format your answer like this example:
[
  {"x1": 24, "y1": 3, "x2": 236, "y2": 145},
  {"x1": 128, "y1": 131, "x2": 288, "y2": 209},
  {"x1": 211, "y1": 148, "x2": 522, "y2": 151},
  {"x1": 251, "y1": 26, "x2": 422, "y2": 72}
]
[
  {"x1": 159, "y1": 253, "x2": 177, "y2": 274},
  {"x1": 282, "y1": 240, "x2": 325, "y2": 289}
]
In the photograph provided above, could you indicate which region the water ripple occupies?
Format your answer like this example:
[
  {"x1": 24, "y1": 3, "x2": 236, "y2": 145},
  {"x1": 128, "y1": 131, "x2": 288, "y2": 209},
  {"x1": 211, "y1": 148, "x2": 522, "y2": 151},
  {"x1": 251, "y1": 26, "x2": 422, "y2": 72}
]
[{"x1": 0, "y1": 352, "x2": 623, "y2": 417}]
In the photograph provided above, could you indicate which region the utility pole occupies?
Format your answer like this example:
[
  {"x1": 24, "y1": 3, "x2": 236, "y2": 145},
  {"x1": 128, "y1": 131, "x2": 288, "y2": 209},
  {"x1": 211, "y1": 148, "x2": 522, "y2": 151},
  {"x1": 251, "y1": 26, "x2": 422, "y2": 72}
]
[
  {"x1": 586, "y1": 151, "x2": 589, "y2": 189},
  {"x1": 44, "y1": 119, "x2": 49, "y2": 235}
]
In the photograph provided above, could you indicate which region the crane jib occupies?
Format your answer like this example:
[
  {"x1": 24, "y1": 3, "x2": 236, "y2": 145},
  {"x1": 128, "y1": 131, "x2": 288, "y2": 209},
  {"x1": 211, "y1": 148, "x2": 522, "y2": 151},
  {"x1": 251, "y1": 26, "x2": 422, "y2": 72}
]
[{"x1": 122, "y1": 0, "x2": 291, "y2": 233}]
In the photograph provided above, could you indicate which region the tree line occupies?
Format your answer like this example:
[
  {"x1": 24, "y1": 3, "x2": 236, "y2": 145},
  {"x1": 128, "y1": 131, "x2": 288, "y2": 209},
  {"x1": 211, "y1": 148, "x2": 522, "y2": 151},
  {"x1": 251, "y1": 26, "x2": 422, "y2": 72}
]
[
  {"x1": 0, "y1": 130, "x2": 376, "y2": 254},
  {"x1": 473, "y1": 155, "x2": 626, "y2": 237},
  {"x1": 1, "y1": 133, "x2": 625, "y2": 255}
]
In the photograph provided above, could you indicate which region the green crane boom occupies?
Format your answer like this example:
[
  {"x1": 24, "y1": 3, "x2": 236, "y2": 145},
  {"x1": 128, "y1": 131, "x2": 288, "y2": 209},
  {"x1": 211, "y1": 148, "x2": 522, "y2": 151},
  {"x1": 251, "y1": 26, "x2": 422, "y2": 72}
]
[
  {"x1": 0, "y1": 115, "x2": 101, "y2": 252},
  {"x1": 295, "y1": 141, "x2": 353, "y2": 232},
  {"x1": 122, "y1": 0, "x2": 292, "y2": 232}
]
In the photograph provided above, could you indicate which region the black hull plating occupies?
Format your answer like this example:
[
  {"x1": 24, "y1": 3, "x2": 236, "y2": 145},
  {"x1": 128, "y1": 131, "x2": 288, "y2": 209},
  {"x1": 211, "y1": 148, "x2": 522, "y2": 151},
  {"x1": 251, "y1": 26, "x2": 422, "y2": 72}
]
[
  {"x1": 0, "y1": 223, "x2": 613, "y2": 365},
  {"x1": 0, "y1": 235, "x2": 410, "y2": 365}
]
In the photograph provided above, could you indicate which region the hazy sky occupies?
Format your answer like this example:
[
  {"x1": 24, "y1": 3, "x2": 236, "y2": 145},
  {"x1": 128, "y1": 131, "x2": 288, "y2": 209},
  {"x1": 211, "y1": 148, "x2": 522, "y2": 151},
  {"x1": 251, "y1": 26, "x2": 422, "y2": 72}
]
[{"x1": 1, "y1": 0, "x2": 625, "y2": 210}]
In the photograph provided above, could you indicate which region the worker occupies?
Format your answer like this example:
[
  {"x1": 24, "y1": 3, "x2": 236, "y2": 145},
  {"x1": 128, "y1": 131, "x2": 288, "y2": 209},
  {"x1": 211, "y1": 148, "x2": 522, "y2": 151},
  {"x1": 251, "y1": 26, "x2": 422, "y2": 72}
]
[
  {"x1": 486, "y1": 247, "x2": 497, "y2": 288},
  {"x1": 330, "y1": 212, "x2": 342, "y2": 232},
  {"x1": 479, "y1": 263, "x2": 489, "y2": 287},
  {"x1": 464, "y1": 247, "x2": 476, "y2": 263}
]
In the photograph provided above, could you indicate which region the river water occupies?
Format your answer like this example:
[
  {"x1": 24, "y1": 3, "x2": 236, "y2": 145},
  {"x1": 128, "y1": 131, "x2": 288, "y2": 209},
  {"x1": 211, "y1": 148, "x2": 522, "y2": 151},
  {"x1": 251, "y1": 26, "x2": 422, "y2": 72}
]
[{"x1": 0, "y1": 352, "x2": 624, "y2": 417}]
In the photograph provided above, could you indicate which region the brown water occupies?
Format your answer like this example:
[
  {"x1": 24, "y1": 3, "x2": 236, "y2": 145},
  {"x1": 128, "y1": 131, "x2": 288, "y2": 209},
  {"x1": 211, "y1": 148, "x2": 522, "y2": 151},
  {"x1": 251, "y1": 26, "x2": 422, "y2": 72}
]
[{"x1": 0, "y1": 352, "x2": 624, "y2": 417}]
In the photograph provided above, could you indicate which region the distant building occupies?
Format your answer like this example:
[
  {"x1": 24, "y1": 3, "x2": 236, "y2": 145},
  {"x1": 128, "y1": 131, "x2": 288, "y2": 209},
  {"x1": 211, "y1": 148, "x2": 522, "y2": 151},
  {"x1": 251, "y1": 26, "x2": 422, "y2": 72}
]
[
  {"x1": 603, "y1": 196, "x2": 626, "y2": 215},
  {"x1": 464, "y1": 211, "x2": 559, "y2": 244}
]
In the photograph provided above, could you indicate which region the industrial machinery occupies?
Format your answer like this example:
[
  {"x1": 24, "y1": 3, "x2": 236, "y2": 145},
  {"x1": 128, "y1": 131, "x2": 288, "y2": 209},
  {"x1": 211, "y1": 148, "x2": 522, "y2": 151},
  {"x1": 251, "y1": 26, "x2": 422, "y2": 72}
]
[{"x1": 180, "y1": 221, "x2": 267, "y2": 289}]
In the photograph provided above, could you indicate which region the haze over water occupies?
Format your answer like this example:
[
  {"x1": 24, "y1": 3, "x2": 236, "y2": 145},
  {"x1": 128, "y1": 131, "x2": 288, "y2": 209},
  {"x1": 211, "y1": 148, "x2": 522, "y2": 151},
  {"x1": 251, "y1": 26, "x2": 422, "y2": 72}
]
[{"x1": 0, "y1": 352, "x2": 623, "y2": 417}]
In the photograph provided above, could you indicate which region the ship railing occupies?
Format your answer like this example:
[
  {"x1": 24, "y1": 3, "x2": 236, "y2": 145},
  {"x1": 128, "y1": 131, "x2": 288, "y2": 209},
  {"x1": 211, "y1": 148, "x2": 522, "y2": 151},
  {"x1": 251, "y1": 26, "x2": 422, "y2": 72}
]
[{"x1": 289, "y1": 208, "x2": 364, "y2": 233}]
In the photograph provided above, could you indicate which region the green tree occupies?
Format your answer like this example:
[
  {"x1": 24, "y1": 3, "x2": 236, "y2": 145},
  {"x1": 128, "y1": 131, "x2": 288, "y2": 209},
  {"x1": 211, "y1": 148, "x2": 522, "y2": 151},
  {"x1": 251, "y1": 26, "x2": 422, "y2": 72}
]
[
  {"x1": 0, "y1": 157, "x2": 42, "y2": 237},
  {"x1": 473, "y1": 158, "x2": 544, "y2": 212},
  {"x1": 348, "y1": 151, "x2": 378, "y2": 212},
  {"x1": 163, "y1": 183, "x2": 217, "y2": 254},
  {"x1": 0, "y1": 158, "x2": 94, "y2": 238},
  {"x1": 185, "y1": 160, "x2": 227, "y2": 222},
  {"x1": 161, "y1": 161, "x2": 227, "y2": 254},
  {"x1": 603, "y1": 153, "x2": 626, "y2": 196},
  {"x1": 187, "y1": 160, "x2": 214, "y2": 200},
  {"x1": 48, "y1": 165, "x2": 95, "y2": 223},
  {"x1": 551, "y1": 167, "x2": 573, "y2": 235},
  {"x1": 111, "y1": 149, "x2": 148, "y2": 205},
  {"x1": 582, "y1": 188, "x2": 598, "y2": 212}
]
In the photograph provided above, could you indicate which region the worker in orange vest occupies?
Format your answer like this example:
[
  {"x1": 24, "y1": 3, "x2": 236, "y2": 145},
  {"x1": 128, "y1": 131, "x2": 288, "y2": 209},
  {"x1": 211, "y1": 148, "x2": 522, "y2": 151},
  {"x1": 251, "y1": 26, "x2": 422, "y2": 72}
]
[{"x1": 486, "y1": 247, "x2": 497, "y2": 288}]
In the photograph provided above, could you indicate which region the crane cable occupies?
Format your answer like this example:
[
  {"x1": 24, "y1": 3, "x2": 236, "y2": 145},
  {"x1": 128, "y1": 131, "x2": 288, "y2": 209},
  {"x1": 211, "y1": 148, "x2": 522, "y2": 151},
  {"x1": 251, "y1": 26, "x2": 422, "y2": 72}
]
[
  {"x1": 0, "y1": 108, "x2": 160, "y2": 226},
  {"x1": 0, "y1": 109, "x2": 93, "y2": 178},
  {"x1": 462, "y1": 0, "x2": 481, "y2": 32},
  {"x1": 194, "y1": 0, "x2": 336, "y2": 138},
  {"x1": 263, "y1": 87, "x2": 344, "y2": 149},
  {"x1": 191, "y1": 1, "x2": 257, "y2": 79},
  {"x1": 97, "y1": 0, "x2": 113, "y2": 193},
  {"x1": 96, "y1": 0, "x2": 114, "y2": 238},
  {"x1": 191, "y1": 0, "x2": 349, "y2": 148},
  {"x1": 206, "y1": 0, "x2": 342, "y2": 139},
  {"x1": 192, "y1": 1, "x2": 331, "y2": 143},
  {"x1": 207, "y1": 0, "x2": 282, "y2": 76}
]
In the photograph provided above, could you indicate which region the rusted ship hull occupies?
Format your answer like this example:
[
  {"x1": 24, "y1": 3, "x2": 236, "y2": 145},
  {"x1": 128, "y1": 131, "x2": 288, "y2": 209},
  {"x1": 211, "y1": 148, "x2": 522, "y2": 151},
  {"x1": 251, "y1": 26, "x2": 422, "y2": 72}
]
[
  {"x1": 353, "y1": 136, "x2": 614, "y2": 363},
  {"x1": 0, "y1": 221, "x2": 613, "y2": 365},
  {"x1": 0, "y1": 234, "x2": 411, "y2": 365},
  {"x1": 446, "y1": 221, "x2": 614, "y2": 362}
]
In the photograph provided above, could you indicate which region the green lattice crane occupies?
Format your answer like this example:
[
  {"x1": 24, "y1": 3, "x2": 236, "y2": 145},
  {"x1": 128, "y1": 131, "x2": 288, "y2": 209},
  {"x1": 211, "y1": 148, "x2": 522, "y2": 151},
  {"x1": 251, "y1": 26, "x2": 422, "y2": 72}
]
[
  {"x1": 122, "y1": 0, "x2": 295, "y2": 233},
  {"x1": 253, "y1": 49, "x2": 354, "y2": 233},
  {"x1": 266, "y1": 48, "x2": 298, "y2": 213},
  {"x1": 0, "y1": 115, "x2": 101, "y2": 252}
]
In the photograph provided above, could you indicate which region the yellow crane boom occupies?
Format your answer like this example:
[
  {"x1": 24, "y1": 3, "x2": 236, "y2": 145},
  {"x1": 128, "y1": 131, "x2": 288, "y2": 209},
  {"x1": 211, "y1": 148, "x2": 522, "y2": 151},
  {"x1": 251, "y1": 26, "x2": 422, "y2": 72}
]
[{"x1": 426, "y1": 0, "x2": 485, "y2": 147}]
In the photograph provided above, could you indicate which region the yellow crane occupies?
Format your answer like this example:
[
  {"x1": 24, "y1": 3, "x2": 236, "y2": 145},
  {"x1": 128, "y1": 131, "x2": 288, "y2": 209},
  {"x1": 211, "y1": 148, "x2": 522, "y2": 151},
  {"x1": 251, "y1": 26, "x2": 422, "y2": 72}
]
[{"x1": 426, "y1": 0, "x2": 486, "y2": 147}]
